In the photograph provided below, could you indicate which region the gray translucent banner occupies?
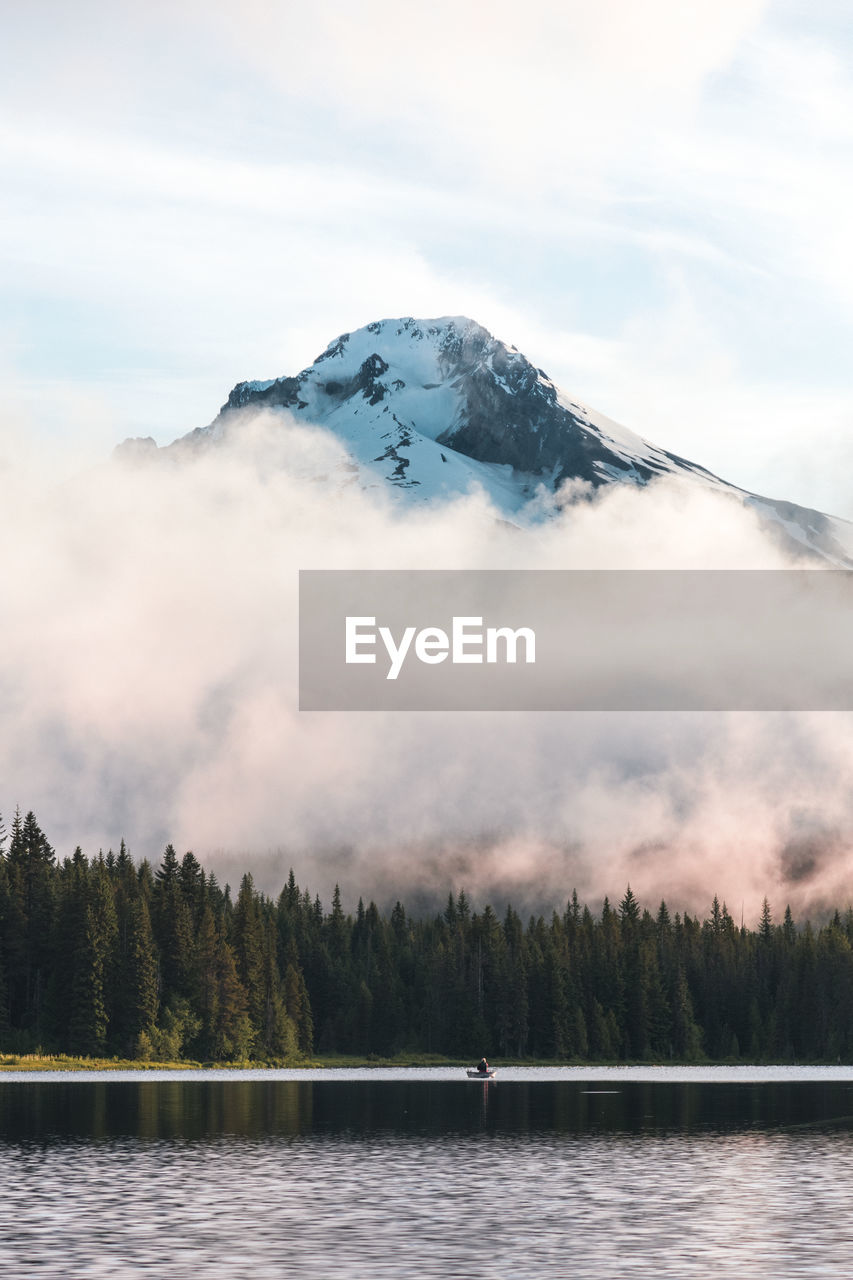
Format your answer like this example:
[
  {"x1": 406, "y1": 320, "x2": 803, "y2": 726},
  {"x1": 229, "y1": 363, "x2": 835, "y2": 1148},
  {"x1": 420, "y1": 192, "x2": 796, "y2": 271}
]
[{"x1": 298, "y1": 570, "x2": 853, "y2": 711}]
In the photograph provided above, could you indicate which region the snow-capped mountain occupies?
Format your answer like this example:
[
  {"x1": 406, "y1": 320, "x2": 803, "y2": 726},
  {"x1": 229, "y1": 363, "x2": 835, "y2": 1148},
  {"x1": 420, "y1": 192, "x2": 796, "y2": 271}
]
[{"x1": 122, "y1": 315, "x2": 853, "y2": 563}]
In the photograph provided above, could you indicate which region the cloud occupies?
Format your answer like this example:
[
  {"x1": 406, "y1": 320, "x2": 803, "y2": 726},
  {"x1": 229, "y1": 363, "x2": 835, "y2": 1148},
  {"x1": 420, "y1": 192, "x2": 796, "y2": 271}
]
[
  {"x1": 3, "y1": 410, "x2": 853, "y2": 926},
  {"x1": 200, "y1": 0, "x2": 770, "y2": 157},
  {"x1": 5, "y1": 0, "x2": 853, "y2": 520}
]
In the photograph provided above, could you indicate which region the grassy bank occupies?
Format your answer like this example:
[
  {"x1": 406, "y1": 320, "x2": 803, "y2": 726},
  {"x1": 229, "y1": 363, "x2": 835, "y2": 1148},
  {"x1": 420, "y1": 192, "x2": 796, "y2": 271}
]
[
  {"x1": 3, "y1": 1052, "x2": 845, "y2": 1072},
  {"x1": 0, "y1": 1053, "x2": 202, "y2": 1071},
  {"x1": 0, "y1": 1052, "x2": 471, "y2": 1072},
  {"x1": 1, "y1": 1052, "x2": 573, "y2": 1072}
]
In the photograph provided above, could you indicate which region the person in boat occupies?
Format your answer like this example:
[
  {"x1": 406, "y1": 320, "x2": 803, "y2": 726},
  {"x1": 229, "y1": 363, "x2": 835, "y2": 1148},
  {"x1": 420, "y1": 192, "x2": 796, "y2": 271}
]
[{"x1": 476, "y1": 1057, "x2": 490, "y2": 1075}]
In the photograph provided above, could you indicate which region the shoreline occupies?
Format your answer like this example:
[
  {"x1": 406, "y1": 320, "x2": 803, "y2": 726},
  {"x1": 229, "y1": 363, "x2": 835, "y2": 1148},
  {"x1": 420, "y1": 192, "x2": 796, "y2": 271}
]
[{"x1": 3, "y1": 1053, "x2": 851, "y2": 1073}]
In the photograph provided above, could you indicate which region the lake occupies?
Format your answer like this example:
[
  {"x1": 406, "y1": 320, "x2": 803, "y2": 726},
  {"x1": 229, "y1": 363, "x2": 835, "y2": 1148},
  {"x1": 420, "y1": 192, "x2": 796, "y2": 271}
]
[{"x1": 2, "y1": 1066, "x2": 853, "y2": 1278}]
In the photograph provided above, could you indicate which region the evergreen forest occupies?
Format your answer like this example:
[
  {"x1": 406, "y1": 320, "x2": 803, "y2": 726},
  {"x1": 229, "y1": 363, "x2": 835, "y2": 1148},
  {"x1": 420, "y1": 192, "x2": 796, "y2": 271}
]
[{"x1": 2, "y1": 808, "x2": 853, "y2": 1063}]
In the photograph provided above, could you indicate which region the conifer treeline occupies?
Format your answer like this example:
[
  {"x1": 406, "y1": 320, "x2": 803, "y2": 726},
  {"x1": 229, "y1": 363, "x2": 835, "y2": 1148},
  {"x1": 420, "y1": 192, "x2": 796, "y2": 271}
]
[{"x1": 2, "y1": 808, "x2": 853, "y2": 1062}]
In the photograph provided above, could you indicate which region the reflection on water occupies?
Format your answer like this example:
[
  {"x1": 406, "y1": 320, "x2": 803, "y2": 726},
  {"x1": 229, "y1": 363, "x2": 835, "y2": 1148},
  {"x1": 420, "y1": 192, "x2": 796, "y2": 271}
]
[
  {"x1": 3, "y1": 1073, "x2": 853, "y2": 1140},
  {"x1": 2, "y1": 1072, "x2": 853, "y2": 1278}
]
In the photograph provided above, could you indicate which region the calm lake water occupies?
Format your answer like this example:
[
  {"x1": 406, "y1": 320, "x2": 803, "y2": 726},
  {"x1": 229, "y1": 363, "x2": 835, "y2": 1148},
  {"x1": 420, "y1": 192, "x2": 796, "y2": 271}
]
[{"x1": 2, "y1": 1066, "x2": 853, "y2": 1278}]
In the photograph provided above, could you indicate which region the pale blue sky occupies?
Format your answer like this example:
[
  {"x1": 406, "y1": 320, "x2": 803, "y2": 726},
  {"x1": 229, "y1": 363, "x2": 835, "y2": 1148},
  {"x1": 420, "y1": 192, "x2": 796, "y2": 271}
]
[{"x1": 3, "y1": 0, "x2": 853, "y2": 515}]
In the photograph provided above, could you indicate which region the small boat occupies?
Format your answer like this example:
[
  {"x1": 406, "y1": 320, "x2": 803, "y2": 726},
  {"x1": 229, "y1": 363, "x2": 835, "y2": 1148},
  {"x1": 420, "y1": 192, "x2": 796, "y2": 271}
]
[{"x1": 466, "y1": 1067, "x2": 496, "y2": 1079}]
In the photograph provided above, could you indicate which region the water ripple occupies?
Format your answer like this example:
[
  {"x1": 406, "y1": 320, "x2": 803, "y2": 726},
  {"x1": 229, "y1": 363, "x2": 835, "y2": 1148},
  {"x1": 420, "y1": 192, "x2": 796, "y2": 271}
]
[{"x1": 2, "y1": 1129, "x2": 853, "y2": 1278}]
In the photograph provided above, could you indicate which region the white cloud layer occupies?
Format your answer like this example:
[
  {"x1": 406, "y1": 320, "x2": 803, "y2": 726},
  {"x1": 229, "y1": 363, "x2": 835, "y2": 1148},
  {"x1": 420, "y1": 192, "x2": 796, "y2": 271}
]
[{"x1": 3, "y1": 417, "x2": 853, "y2": 923}]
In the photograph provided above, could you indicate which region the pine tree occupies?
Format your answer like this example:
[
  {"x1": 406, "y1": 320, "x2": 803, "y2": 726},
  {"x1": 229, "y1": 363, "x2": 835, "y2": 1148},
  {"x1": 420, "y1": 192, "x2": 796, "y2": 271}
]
[
  {"x1": 69, "y1": 903, "x2": 108, "y2": 1056},
  {"x1": 782, "y1": 905, "x2": 796, "y2": 945},
  {"x1": 128, "y1": 898, "x2": 159, "y2": 1047},
  {"x1": 759, "y1": 898, "x2": 773, "y2": 942},
  {"x1": 328, "y1": 884, "x2": 348, "y2": 961},
  {"x1": 619, "y1": 886, "x2": 640, "y2": 927},
  {"x1": 153, "y1": 845, "x2": 195, "y2": 1000},
  {"x1": 284, "y1": 956, "x2": 314, "y2": 1054},
  {"x1": 195, "y1": 899, "x2": 219, "y2": 1057},
  {"x1": 212, "y1": 930, "x2": 252, "y2": 1060},
  {"x1": 6, "y1": 809, "x2": 55, "y2": 1037},
  {"x1": 543, "y1": 944, "x2": 570, "y2": 1057},
  {"x1": 179, "y1": 851, "x2": 204, "y2": 923},
  {"x1": 232, "y1": 874, "x2": 266, "y2": 1045},
  {"x1": 672, "y1": 966, "x2": 702, "y2": 1060},
  {"x1": 90, "y1": 855, "x2": 119, "y2": 1040},
  {"x1": 497, "y1": 905, "x2": 527, "y2": 1056}
]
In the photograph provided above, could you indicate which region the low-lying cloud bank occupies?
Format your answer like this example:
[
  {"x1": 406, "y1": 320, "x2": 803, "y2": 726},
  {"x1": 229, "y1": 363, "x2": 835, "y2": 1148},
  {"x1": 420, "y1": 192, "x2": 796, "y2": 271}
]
[{"x1": 2, "y1": 411, "x2": 852, "y2": 924}]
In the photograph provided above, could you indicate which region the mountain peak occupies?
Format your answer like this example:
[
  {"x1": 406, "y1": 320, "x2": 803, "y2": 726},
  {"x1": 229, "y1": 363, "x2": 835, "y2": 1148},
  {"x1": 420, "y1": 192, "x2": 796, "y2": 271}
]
[
  {"x1": 142, "y1": 314, "x2": 853, "y2": 565},
  {"x1": 207, "y1": 312, "x2": 668, "y2": 495}
]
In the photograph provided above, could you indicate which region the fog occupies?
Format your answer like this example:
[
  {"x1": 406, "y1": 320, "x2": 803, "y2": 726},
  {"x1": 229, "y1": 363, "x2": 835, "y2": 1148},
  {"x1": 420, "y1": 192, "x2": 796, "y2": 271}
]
[{"x1": 2, "y1": 410, "x2": 852, "y2": 925}]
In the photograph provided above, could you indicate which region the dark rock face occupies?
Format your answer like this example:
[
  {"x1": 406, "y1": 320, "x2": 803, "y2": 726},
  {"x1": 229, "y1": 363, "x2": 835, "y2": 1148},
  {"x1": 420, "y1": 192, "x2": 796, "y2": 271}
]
[
  {"x1": 225, "y1": 375, "x2": 306, "y2": 412},
  {"x1": 439, "y1": 361, "x2": 630, "y2": 486},
  {"x1": 315, "y1": 354, "x2": 391, "y2": 404},
  {"x1": 377, "y1": 329, "x2": 642, "y2": 486}
]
